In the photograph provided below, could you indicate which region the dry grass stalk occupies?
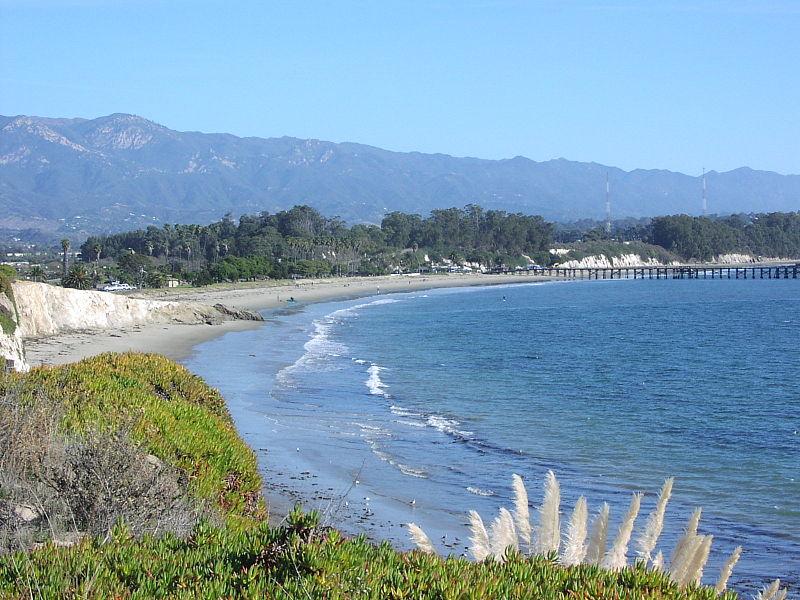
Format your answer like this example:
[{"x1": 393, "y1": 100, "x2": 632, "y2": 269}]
[
  {"x1": 652, "y1": 550, "x2": 664, "y2": 571},
  {"x1": 467, "y1": 510, "x2": 490, "y2": 562},
  {"x1": 560, "y1": 496, "x2": 588, "y2": 566},
  {"x1": 686, "y1": 534, "x2": 713, "y2": 586},
  {"x1": 671, "y1": 534, "x2": 703, "y2": 587},
  {"x1": 585, "y1": 502, "x2": 610, "y2": 565},
  {"x1": 670, "y1": 508, "x2": 702, "y2": 569},
  {"x1": 714, "y1": 546, "x2": 741, "y2": 594},
  {"x1": 755, "y1": 579, "x2": 782, "y2": 600},
  {"x1": 636, "y1": 477, "x2": 674, "y2": 563},
  {"x1": 511, "y1": 474, "x2": 531, "y2": 550},
  {"x1": 536, "y1": 470, "x2": 560, "y2": 555},
  {"x1": 601, "y1": 492, "x2": 641, "y2": 571},
  {"x1": 406, "y1": 523, "x2": 436, "y2": 554},
  {"x1": 489, "y1": 507, "x2": 517, "y2": 561}
]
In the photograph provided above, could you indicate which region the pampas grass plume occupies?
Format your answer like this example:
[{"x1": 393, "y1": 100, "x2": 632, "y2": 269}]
[
  {"x1": 585, "y1": 502, "x2": 610, "y2": 565},
  {"x1": 468, "y1": 510, "x2": 491, "y2": 562},
  {"x1": 670, "y1": 507, "x2": 702, "y2": 569},
  {"x1": 685, "y1": 534, "x2": 713, "y2": 586},
  {"x1": 489, "y1": 507, "x2": 518, "y2": 561},
  {"x1": 670, "y1": 534, "x2": 702, "y2": 586},
  {"x1": 601, "y1": 492, "x2": 642, "y2": 571},
  {"x1": 636, "y1": 477, "x2": 674, "y2": 562},
  {"x1": 561, "y1": 496, "x2": 588, "y2": 566},
  {"x1": 652, "y1": 550, "x2": 664, "y2": 571},
  {"x1": 714, "y1": 545, "x2": 742, "y2": 594},
  {"x1": 511, "y1": 473, "x2": 532, "y2": 549},
  {"x1": 537, "y1": 470, "x2": 561, "y2": 554},
  {"x1": 755, "y1": 579, "x2": 782, "y2": 600},
  {"x1": 407, "y1": 523, "x2": 436, "y2": 555}
]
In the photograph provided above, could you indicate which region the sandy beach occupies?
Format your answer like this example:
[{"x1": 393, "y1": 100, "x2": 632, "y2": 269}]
[{"x1": 24, "y1": 272, "x2": 555, "y2": 367}]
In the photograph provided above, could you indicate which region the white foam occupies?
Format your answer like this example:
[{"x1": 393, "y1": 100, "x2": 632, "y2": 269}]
[
  {"x1": 395, "y1": 419, "x2": 426, "y2": 428},
  {"x1": 427, "y1": 414, "x2": 473, "y2": 438},
  {"x1": 390, "y1": 405, "x2": 421, "y2": 418},
  {"x1": 466, "y1": 486, "x2": 496, "y2": 497},
  {"x1": 366, "y1": 439, "x2": 427, "y2": 478},
  {"x1": 366, "y1": 364, "x2": 390, "y2": 397},
  {"x1": 277, "y1": 298, "x2": 401, "y2": 386},
  {"x1": 354, "y1": 422, "x2": 391, "y2": 436}
]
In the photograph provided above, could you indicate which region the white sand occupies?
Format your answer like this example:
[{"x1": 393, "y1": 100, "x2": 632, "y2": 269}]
[{"x1": 24, "y1": 272, "x2": 555, "y2": 367}]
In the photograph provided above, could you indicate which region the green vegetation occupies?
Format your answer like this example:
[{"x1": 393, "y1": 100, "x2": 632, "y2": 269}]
[
  {"x1": 0, "y1": 265, "x2": 18, "y2": 335},
  {"x1": 61, "y1": 264, "x2": 93, "y2": 290},
  {"x1": 2, "y1": 353, "x2": 263, "y2": 526},
  {"x1": 649, "y1": 213, "x2": 800, "y2": 261},
  {"x1": 0, "y1": 519, "x2": 739, "y2": 599},
  {"x1": 556, "y1": 240, "x2": 676, "y2": 265},
  {"x1": 74, "y1": 207, "x2": 800, "y2": 289},
  {"x1": 78, "y1": 205, "x2": 555, "y2": 287},
  {"x1": 0, "y1": 354, "x2": 766, "y2": 598}
]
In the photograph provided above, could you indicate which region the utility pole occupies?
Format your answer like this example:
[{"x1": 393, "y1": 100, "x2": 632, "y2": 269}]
[
  {"x1": 605, "y1": 172, "x2": 612, "y2": 236},
  {"x1": 702, "y1": 167, "x2": 708, "y2": 216}
]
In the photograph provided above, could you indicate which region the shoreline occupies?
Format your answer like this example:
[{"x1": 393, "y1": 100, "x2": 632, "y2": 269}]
[{"x1": 24, "y1": 273, "x2": 558, "y2": 367}]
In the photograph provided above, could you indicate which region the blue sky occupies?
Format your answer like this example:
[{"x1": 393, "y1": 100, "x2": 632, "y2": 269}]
[{"x1": 1, "y1": 0, "x2": 798, "y2": 174}]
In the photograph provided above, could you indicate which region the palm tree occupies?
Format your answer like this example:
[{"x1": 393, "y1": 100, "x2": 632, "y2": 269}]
[
  {"x1": 146, "y1": 241, "x2": 154, "y2": 257},
  {"x1": 29, "y1": 265, "x2": 45, "y2": 282},
  {"x1": 60, "y1": 238, "x2": 70, "y2": 277},
  {"x1": 62, "y1": 264, "x2": 91, "y2": 290}
]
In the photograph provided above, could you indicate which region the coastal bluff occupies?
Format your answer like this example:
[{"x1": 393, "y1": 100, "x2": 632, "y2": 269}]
[{"x1": 0, "y1": 281, "x2": 262, "y2": 372}]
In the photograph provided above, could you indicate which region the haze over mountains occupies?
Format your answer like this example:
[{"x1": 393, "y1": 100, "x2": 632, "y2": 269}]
[{"x1": 1, "y1": 113, "x2": 799, "y2": 239}]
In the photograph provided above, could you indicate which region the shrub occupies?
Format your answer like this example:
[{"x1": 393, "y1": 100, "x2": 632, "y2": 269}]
[
  {"x1": 0, "y1": 354, "x2": 264, "y2": 532},
  {"x1": 0, "y1": 269, "x2": 18, "y2": 335},
  {"x1": 0, "y1": 384, "x2": 196, "y2": 553}
]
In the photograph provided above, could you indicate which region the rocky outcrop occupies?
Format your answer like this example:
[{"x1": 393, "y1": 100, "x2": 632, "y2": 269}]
[{"x1": 0, "y1": 282, "x2": 262, "y2": 371}]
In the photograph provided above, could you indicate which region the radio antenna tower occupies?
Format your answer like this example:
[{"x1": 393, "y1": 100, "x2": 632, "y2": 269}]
[
  {"x1": 702, "y1": 168, "x2": 708, "y2": 216},
  {"x1": 605, "y1": 172, "x2": 612, "y2": 235}
]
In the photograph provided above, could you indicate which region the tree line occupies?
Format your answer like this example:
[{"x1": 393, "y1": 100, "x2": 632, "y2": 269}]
[
  {"x1": 74, "y1": 206, "x2": 800, "y2": 287},
  {"x1": 78, "y1": 205, "x2": 555, "y2": 285},
  {"x1": 647, "y1": 213, "x2": 800, "y2": 261}
]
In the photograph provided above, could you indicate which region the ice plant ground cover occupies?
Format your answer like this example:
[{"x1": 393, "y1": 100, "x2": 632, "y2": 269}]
[
  {"x1": 408, "y1": 472, "x2": 791, "y2": 599},
  {"x1": 0, "y1": 353, "x2": 792, "y2": 598}
]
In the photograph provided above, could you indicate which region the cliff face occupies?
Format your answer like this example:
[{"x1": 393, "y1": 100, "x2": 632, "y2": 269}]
[
  {"x1": 0, "y1": 290, "x2": 27, "y2": 372},
  {"x1": 0, "y1": 282, "x2": 262, "y2": 371},
  {"x1": 12, "y1": 281, "x2": 239, "y2": 339},
  {"x1": 556, "y1": 253, "x2": 673, "y2": 269}
]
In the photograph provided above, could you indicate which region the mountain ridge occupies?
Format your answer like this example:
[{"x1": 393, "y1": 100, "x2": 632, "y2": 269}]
[{"x1": 1, "y1": 112, "x2": 799, "y2": 238}]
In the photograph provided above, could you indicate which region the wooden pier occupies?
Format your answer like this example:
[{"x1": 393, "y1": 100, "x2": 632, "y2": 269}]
[{"x1": 529, "y1": 264, "x2": 800, "y2": 280}]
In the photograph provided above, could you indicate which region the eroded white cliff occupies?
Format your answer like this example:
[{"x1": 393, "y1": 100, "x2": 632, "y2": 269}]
[
  {"x1": 556, "y1": 253, "x2": 675, "y2": 269},
  {"x1": 12, "y1": 281, "x2": 236, "y2": 338},
  {"x1": 0, "y1": 282, "x2": 260, "y2": 371},
  {"x1": 0, "y1": 290, "x2": 27, "y2": 372}
]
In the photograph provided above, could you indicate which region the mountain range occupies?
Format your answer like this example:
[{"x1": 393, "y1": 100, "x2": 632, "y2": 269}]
[{"x1": 1, "y1": 113, "x2": 799, "y2": 239}]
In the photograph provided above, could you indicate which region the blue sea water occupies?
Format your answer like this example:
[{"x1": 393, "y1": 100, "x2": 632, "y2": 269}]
[{"x1": 185, "y1": 278, "x2": 799, "y2": 594}]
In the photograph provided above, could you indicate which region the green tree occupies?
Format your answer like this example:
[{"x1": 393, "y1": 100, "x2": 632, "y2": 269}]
[
  {"x1": 29, "y1": 265, "x2": 45, "y2": 282},
  {"x1": 62, "y1": 264, "x2": 92, "y2": 290},
  {"x1": 60, "y1": 238, "x2": 71, "y2": 277}
]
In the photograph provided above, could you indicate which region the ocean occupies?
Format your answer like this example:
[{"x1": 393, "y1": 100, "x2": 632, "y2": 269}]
[{"x1": 185, "y1": 278, "x2": 799, "y2": 595}]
